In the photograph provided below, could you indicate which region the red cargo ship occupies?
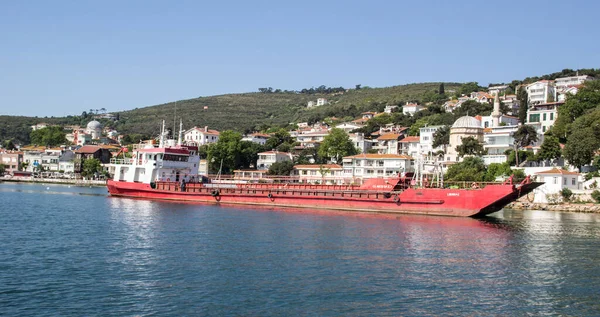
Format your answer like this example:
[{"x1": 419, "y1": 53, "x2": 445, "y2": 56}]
[{"x1": 106, "y1": 122, "x2": 541, "y2": 217}]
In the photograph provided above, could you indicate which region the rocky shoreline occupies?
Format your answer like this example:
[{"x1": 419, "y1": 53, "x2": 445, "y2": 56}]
[{"x1": 507, "y1": 201, "x2": 600, "y2": 213}]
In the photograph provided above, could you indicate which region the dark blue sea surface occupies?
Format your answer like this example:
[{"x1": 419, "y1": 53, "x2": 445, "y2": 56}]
[{"x1": 1, "y1": 182, "x2": 600, "y2": 316}]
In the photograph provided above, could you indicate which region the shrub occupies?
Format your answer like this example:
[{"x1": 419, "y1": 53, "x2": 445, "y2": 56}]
[
  {"x1": 591, "y1": 190, "x2": 600, "y2": 203},
  {"x1": 560, "y1": 188, "x2": 573, "y2": 202}
]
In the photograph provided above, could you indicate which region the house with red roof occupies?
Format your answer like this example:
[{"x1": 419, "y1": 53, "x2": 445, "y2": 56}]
[
  {"x1": 184, "y1": 126, "x2": 220, "y2": 145},
  {"x1": 531, "y1": 168, "x2": 582, "y2": 203}
]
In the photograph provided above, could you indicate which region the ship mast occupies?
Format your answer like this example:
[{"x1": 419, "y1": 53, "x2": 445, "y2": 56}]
[
  {"x1": 177, "y1": 119, "x2": 183, "y2": 146},
  {"x1": 159, "y1": 120, "x2": 166, "y2": 148}
]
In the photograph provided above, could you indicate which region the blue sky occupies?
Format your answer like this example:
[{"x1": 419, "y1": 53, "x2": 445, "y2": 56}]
[{"x1": 1, "y1": 0, "x2": 598, "y2": 117}]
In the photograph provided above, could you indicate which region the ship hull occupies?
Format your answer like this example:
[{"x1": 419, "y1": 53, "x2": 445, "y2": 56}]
[{"x1": 107, "y1": 180, "x2": 542, "y2": 217}]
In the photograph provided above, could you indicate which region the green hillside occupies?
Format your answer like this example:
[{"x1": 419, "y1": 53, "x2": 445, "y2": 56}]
[{"x1": 114, "y1": 82, "x2": 462, "y2": 136}]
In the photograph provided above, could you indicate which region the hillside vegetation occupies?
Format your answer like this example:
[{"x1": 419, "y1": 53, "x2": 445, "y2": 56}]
[{"x1": 113, "y1": 82, "x2": 462, "y2": 136}]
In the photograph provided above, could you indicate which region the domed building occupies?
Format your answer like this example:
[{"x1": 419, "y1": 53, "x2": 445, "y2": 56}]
[
  {"x1": 446, "y1": 116, "x2": 483, "y2": 162},
  {"x1": 86, "y1": 120, "x2": 103, "y2": 139}
]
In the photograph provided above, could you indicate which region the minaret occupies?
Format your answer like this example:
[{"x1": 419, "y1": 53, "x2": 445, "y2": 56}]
[{"x1": 491, "y1": 93, "x2": 501, "y2": 127}]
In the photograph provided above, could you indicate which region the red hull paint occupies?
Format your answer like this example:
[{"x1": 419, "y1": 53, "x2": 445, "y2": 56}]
[{"x1": 106, "y1": 180, "x2": 537, "y2": 217}]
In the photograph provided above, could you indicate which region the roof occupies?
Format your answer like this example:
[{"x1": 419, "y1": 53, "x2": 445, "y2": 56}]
[
  {"x1": 185, "y1": 127, "x2": 220, "y2": 135},
  {"x1": 377, "y1": 133, "x2": 402, "y2": 141},
  {"x1": 452, "y1": 116, "x2": 482, "y2": 129},
  {"x1": 258, "y1": 151, "x2": 291, "y2": 155},
  {"x1": 74, "y1": 145, "x2": 103, "y2": 154},
  {"x1": 399, "y1": 136, "x2": 420, "y2": 143},
  {"x1": 293, "y1": 164, "x2": 342, "y2": 169},
  {"x1": 536, "y1": 168, "x2": 580, "y2": 176},
  {"x1": 344, "y1": 153, "x2": 413, "y2": 160},
  {"x1": 251, "y1": 133, "x2": 271, "y2": 138}
]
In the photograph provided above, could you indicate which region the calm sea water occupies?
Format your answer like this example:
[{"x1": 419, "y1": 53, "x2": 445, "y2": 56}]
[{"x1": 1, "y1": 182, "x2": 600, "y2": 316}]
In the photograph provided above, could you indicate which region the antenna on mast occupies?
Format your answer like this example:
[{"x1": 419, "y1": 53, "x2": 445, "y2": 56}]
[
  {"x1": 159, "y1": 120, "x2": 166, "y2": 148},
  {"x1": 173, "y1": 102, "x2": 177, "y2": 139}
]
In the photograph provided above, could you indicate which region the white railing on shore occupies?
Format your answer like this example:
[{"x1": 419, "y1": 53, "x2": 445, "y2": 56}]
[
  {"x1": 109, "y1": 158, "x2": 133, "y2": 165},
  {"x1": 2, "y1": 176, "x2": 106, "y2": 186}
]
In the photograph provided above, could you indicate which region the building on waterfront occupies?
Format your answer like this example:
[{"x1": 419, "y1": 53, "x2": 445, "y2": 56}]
[
  {"x1": 183, "y1": 126, "x2": 220, "y2": 145},
  {"x1": 296, "y1": 130, "x2": 330, "y2": 148},
  {"x1": 256, "y1": 151, "x2": 293, "y2": 170},
  {"x1": 446, "y1": 116, "x2": 484, "y2": 163},
  {"x1": 233, "y1": 169, "x2": 268, "y2": 182},
  {"x1": 342, "y1": 153, "x2": 414, "y2": 181},
  {"x1": 0, "y1": 150, "x2": 23, "y2": 174},
  {"x1": 532, "y1": 168, "x2": 581, "y2": 203},
  {"x1": 74, "y1": 145, "x2": 112, "y2": 173},
  {"x1": 291, "y1": 164, "x2": 344, "y2": 185}
]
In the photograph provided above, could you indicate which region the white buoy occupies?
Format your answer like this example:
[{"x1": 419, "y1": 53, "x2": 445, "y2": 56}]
[{"x1": 46, "y1": 187, "x2": 50, "y2": 190}]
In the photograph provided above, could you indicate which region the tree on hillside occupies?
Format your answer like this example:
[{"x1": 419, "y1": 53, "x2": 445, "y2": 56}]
[
  {"x1": 513, "y1": 125, "x2": 538, "y2": 166},
  {"x1": 3, "y1": 140, "x2": 16, "y2": 150},
  {"x1": 265, "y1": 128, "x2": 293, "y2": 150},
  {"x1": 445, "y1": 157, "x2": 487, "y2": 181},
  {"x1": 554, "y1": 80, "x2": 600, "y2": 138},
  {"x1": 432, "y1": 126, "x2": 450, "y2": 153},
  {"x1": 458, "y1": 82, "x2": 482, "y2": 96},
  {"x1": 30, "y1": 126, "x2": 67, "y2": 146},
  {"x1": 267, "y1": 160, "x2": 294, "y2": 176},
  {"x1": 563, "y1": 107, "x2": 600, "y2": 168},
  {"x1": 439, "y1": 83, "x2": 445, "y2": 95},
  {"x1": 452, "y1": 100, "x2": 492, "y2": 117},
  {"x1": 456, "y1": 136, "x2": 485, "y2": 158},
  {"x1": 240, "y1": 141, "x2": 264, "y2": 169},
  {"x1": 537, "y1": 134, "x2": 562, "y2": 163},
  {"x1": 207, "y1": 130, "x2": 243, "y2": 174},
  {"x1": 318, "y1": 128, "x2": 358, "y2": 164}
]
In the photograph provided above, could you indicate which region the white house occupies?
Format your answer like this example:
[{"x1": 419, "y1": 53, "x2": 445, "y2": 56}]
[
  {"x1": 349, "y1": 133, "x2": 373, "y2": 153},
  {"x1": 335, "y1": 122, "x2": 363, "y2": 133},
  {"x1": 557, "y1": 86, "x2": 580, "y2": 102},
  {"x1": 470, "y1": 91, "x2": 494, "y2": 104},
  {"x1": 296, "y1": 130, "x2": 330, "y2": 148},
  {"x1": 419, "y1": 125, "x2": 444, "y2": 155},
  {"x1": 399, "y1": 136, "x2": 420, "y2": 158},
  {"x1": 307, "y1": 101, "x2": 316, "y2": 108},
  {"x1": 555, "y1": 75, "x2": 593, "y2": 89},
  {"x1": 375, "y1": 133, "x2": 403, "y2": 155},
  {"x1": 291, "y1": 164, "x2": 344, "y2": 185},
  {"x1": 481, "y1": 125, "x2": 520, "y2": 165},
  {"x1": 532, "y1": 168, "x2": 581, "y2": 203},
  {"x1": 526, "y1": 80, "x2": 556, "y2": 105},
  {"x1": 317, "y1": 98, "x2": 328, "y2": 106},
  {"x1": 478, "y1": 114, "x2": 519, "y2": 128},
  {"x1": 257, "y1": 151, "x2": 293, "y2": 170},
  {"x1": 526, "y1": 101, "x2": 563, "y2": 134},
  {"x1": 30, "y1": 123, "x2": 48, "y2": 131},
  {"x1": 402, "y1": 102, "x2": 425, "y2": 116},
  {"x1": 384, "y1": 105, "x2": 399, "y2": 113},
  {"x1": 488, "y1": 85, "x2": 509, "y2": 96},
  {"x1": 342, "y1": 153, "x2": 414, "y2": 181},
  {"x1": 184, "y1": 126, "x2": 220, "y2": 145},
  {"x1": 242, "y1": 133, "x2": 270, "y2": 145}
]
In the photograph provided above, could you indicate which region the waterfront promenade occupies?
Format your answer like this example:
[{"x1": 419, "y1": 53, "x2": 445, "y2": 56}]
[{"x1": 1, "y1": 176, "x2": 106, "y2": 187}]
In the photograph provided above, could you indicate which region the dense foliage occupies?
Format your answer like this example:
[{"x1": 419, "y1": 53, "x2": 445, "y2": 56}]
[
  {"x1": 455, "y1": 136, "x2": 485, "y2": 158},
  {"x1": 81, "y1": 158, "x2": 102, "y2": 178},
  {"x1": 30, "y1": 126, "x2": 67, "y2": 146},
  {"x1": 318, "y1": 128, "x2": 358, "y2": 164}
]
